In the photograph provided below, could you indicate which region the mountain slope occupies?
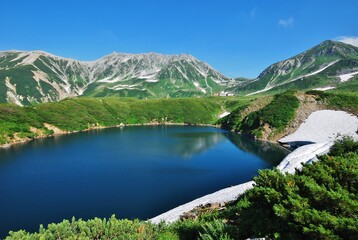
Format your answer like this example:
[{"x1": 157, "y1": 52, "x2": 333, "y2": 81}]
[
  {"x1": 236, "y1": 40, "x2": 358, "y2": 95},
  {"x1": 0, "y1": 51, "x2": 234, "y2": 105}
]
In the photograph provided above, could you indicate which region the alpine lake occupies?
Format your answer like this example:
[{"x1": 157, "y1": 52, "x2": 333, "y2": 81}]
[{"x1": 0, "y1": 126, "x2": 290, "y2": 237}]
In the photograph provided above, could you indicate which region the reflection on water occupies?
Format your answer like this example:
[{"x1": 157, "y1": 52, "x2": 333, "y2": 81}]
[
  {"x1": 168, "y1": 132, "x2": 227, "y2": 158},
  {"x1": 225, "y1": 133, "x2": 291, "y2": 165},
  {"x1": 167, "y1": 130, "x2": 290, "y2": 165}
]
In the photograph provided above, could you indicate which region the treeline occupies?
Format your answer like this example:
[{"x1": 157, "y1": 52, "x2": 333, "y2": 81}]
[
  {"x1": 6, "y1": 138, "x2": 358, "y2": 239},
  {"x1": 0, "y1": 97, "x2": 248, "y2": 145}
]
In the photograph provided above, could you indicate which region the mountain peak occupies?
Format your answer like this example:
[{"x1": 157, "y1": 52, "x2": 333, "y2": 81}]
[{"x1": 239, "y1": 39, "x2": 358, "y2": 95}]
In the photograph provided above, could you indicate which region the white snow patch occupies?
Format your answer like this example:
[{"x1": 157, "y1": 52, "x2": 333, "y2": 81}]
[
  {"x1": 313, "y1": 86, "x2": 335, "y2": 91},
  {"x1": 277, "y1": 142, "x2": 333, "y2": 174},
  {"x1": 97, "y1": 76, "x2": 124, "y2": 83},
  {"x1": 246, "y1": 86, "x2": 274, "y2": 96},
  {"x1": 150, "y1": 181, "x2": 254, "y2": 224},
  {"x1": 200, "y1": 88, "x2": 207, "y2": 94},
  {"x1": 277, "y1": 110, "x2": 358, "y2": 174},
  {"x1": 193, "y1": 82, "x2": 207, "y2": 93},
  {"x1": 298, "y1": 60, "x2": 339, "y2": 79},
  {"x1": 219, "y1": 111, "x2": 230, "y2": 118},
  {"x1": 339, "y1": 71, "x2": 358, "y2": 82},
  {"x1": 279, "y1": 110, "x2": 358, "y2": 144}
]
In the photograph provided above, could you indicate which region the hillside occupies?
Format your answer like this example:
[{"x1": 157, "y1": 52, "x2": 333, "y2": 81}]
[
  {"x1": 0, "y1": 51, "x2": 235, "y2": 105},
  {"x1": 236, "y1": 40, "x2": 358, "y2": 95},
  {"x1": 0, "y1": 96, "x2": 251, "y2": 146},
  {"x1": 219, "y1": 89, "x2": 358, "y2": 142}
]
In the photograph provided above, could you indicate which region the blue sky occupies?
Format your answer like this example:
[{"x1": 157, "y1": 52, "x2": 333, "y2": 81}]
[{"x1": 0, "y1": 0, "x2": 357, "y2": 78}]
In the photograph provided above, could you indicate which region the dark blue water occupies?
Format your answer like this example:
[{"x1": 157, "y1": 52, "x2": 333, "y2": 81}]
[{"x1": 0, "y1": 126, "x2": 289, "y2": 237}]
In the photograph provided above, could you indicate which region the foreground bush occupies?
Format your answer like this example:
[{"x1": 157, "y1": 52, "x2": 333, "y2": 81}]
[{"x1": 7, "y1": 216, "x2": 177, "y2": 240}]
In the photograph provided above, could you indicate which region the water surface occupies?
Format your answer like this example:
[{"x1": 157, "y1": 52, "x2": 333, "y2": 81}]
[{"x1": 0, "y1": 126, "x2": 289, "y2": 237}]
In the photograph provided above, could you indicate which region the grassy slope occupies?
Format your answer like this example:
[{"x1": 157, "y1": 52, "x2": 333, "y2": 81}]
[
  {"x1": 0, "y1": 96, "x2": 250, "y2": 145},
  {"x1": 306, "y1": 87, "x2": 358, "y2": 115},
  {"x1": 219, "y1": 91, "x2": 300, "y2": 139}
]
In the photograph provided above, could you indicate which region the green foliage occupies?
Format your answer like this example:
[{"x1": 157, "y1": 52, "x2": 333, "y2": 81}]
[
  {"x1": 0, "y1": 97, "x2": 227, "y2": 145},
  {"x1": 199, "y1": 220, "x2": 233, "y2": 240},
  {"x1": 6, "y1": 215, "x2": 177, "y2": 240},
  {"x1": 329, "y1": 136, "x2": 358, "y2": 156},
  {"x1": 219, "y1": 138, "x2": 358, "y2": 239},
  {"x1": 170, "y1": 219, "x2": 204, "y2": 240},
  {"x1": 238, "y1": 91, "x2": 300, "y2": 138},
  {"x1": 216, "y1": 105, "x2": 247, "y2": 130},
  {"x1": 256, "y1": 92, "x2": 300, "y2": 129},
  {"x1": 307, "y1": 90, "x2": 358, "y2": 115}
]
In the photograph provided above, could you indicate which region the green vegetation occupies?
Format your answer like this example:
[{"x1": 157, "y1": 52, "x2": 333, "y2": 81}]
[
  {"x1": 7, "y1": 138, "x2": 358, "y2": 239},
  {"x1": 237, "y1": 40, "x2": 358, "y2": 95},
  {"x1": 0, "y1": 96, "x2": 248, "y2": 145},
  {"x1": 7, "y1": 216, "x2": 178, "y2": 240},
  {"x1": 307, "y1": 90, "x2": 358, "y2": 115},
  {"x1": 220, "y1": 91, "x2": 300, "y2": 139}
]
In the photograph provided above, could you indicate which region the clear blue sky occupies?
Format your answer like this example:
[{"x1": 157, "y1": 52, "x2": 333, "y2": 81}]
[{"x1": 1, "y1": 0, "x2": 357, "y2": 78}]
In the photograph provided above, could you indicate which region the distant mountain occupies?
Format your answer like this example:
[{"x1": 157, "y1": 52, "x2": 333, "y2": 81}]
[
  {"x1": 0, "y1": 51, "x2": 235, "y2": 105},
  {"x1": 3, "y1": 40, "x2": 358, "y2": 105},
  {"x1": 236, "y1": 40, "x2": 358, "y2": 95}
]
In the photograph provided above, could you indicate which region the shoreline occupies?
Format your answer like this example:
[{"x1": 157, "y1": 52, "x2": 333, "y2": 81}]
[
  {"x1": 150, "y1": 142, "x2": 327, "y2": 224},
  {"x1": 0, "y1": 122, "x2": 220, "y2": 149},
  {"x1": 150, "y1": 110, "x2": 358, "y2": 224}
]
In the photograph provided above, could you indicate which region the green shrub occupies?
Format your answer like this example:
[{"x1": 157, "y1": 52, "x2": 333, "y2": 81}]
[
  {"x1": 308, "y1": 91, "x2": 358, "y2": 115},
  {"x1": 237, "y1": 91, "x2": 300, "y2": 138},
  {"x1": 329, "y1": 136, "x2": 358, "y2": 156},
  {"x1": 6, "y1": 215, "x2": 174, "y2": 240},
  {"x1": 226, "y1": 140, "x2": 358, "y2": 239},
  {"x1": 199, "y1": 220, "x2": 234, "y2": 240}
]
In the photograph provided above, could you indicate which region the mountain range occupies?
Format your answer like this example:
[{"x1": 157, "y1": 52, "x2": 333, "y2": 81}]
[
  {"x1": 0, "y1": 51, "x2": 234, "y2": 105},
  {"x1": 1, "y1": 40, "x2": 358, "y2": 105}
]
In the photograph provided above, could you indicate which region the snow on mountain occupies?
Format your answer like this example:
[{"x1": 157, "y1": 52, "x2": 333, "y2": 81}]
[
  {"x1": 339, "y1": 70, "x2": 358, "y2": 82},
  {"x1": 238, "y1": 40, "x2": 358, "y2": 95},
  {"x1": 0, "y1": 51, "x2": 234, "y2": 105}
]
